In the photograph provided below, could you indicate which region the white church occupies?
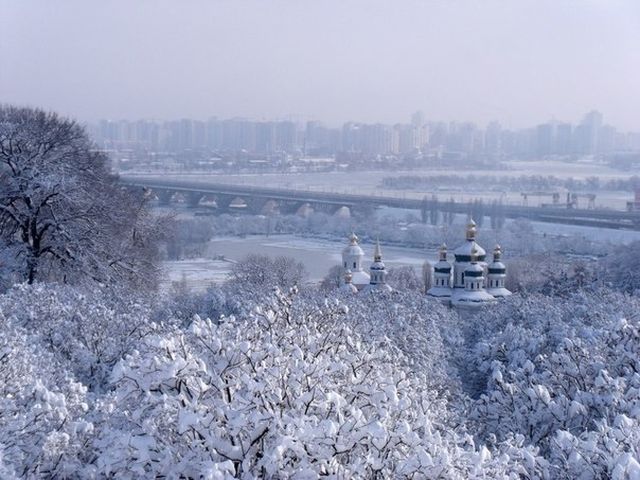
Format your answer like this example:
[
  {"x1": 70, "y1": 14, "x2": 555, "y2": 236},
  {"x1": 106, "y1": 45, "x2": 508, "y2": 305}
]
[
  {"x1": 340, "y1": 233, "x2": 392, "y2": 294},
  {"x1": 339, "y1": 219, "x2": 511, "y2": 308},
  {"x1": 426, "y1": 218, "x2": 511, "y2": 307}
]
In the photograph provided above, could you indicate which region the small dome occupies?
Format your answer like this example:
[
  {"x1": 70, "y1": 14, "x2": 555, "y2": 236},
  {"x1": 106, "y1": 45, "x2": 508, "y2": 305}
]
[
  {"x1": 488, "y1": 261, "x2": 506, "y2": 272},
  {"x1": 488, "y1": 245, "x2": 506, "y2": 273},
  {"x1": 465, "y1": 262, "x2": 484, "y2": 275},
  {"x1": 340, "y1": 271, "x2": 358, "y2": 293},
  {"x1": 344, "y1": 268, "x2": 354, "y2": 282},
  {"x1": 465, "y1": 246, "x2": 484, "y2": 277},
  {"x1": 434, "y1": 260, "x2": 452, "y2": 272}
]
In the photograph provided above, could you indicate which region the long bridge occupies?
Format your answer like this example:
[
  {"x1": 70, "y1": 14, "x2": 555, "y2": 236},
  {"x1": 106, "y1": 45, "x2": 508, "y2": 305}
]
[{"x1": 121, "y1": 176, "x2": 640, "y2": 231}]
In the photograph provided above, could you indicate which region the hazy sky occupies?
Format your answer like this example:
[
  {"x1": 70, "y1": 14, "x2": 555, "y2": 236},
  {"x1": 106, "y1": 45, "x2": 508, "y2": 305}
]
[{"x1": 1, "y1": 0, "x2": 639, "y2": 129}]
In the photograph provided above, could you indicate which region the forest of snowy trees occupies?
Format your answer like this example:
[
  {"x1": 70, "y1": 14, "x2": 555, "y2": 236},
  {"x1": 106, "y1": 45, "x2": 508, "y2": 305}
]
[{"x1": 1, "y1": 107, "x2": 640, "y2": 478}]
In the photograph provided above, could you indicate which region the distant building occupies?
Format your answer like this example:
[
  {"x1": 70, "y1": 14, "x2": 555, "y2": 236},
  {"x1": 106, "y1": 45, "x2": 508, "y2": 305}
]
[
  {"x1": 574, "y1": 110, "x2": 603, "y2": 154},
  {"x1": 536, "y1": 123, "x2": 554, "y2": 156},
  {"x1": 555, "y1": 123, "x2": 573, "y2": 155}
]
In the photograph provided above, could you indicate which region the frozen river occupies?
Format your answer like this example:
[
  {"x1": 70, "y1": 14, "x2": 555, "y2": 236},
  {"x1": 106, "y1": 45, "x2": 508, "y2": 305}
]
[{"x1": 162, "y1": 234, "x2": 433, "y2": 291}]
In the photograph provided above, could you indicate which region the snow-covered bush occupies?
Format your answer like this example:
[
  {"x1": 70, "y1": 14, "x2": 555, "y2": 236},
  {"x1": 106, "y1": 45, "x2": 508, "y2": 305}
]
[
  {"x1": 94, "y1": 288, "x2": 545, "y2": 478},
  {"x1": 336, "y1": 290, "x2": 460, "y2": 392},
  {"x1": 2, "y1": 272, "x2": 639, "y2": 477},
  {"x1": 0, "y1": 322, "x2": 93, "y2": 478},
  {"x1": 0, "y1": 283, "x2": 166, "y2": 391},
  {"x1": 460, "y1": 290, "x2": 640, "y2": 478}
]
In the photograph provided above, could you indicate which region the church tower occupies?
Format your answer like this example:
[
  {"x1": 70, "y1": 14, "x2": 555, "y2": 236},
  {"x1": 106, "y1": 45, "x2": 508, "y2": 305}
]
[
  {"x1": 452, "y1": 219, "x2": 487, "y2": 288},
  {"x1": 486, "y1": 245, "x2": 512, "y2": 298},
  {"x1": 427, "y1": 243, "x2": 452, "y2": 302},
  {"x1": 341, "y1": 233, "x2": 370, "y2": 290},
  {"x1": 363, "y1": 240, "x2": 392, "y2": 293}
]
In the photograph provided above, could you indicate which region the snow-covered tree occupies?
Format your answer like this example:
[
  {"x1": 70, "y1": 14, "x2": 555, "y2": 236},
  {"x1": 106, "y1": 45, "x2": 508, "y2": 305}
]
[
  {"x1": 601, "y1": 240, "x2": 640, "y2": 294},
  {"x1": 319, "y1": 264, "x2": 344, "y2": 291},
  {"x1": 0, "y1": 106, "x2": 166, "y2": 290}
]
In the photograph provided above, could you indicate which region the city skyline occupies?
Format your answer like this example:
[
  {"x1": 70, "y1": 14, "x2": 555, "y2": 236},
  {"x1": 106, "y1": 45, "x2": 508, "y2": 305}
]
[
  {"x1": 90, "y1": 109, "x2": 631, "y2": 133},
  {"x1": 91, "y1": 108, "x2": 640, "y2": 158},
  {"x1": 1, "y1": 1, "x2": 639, "y2": 130}
]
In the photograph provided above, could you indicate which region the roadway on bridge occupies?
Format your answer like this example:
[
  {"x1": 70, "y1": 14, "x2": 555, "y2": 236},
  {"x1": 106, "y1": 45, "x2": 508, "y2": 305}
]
[{"x1": 120, "y1": 176, "x2": 640, "y2": 231}]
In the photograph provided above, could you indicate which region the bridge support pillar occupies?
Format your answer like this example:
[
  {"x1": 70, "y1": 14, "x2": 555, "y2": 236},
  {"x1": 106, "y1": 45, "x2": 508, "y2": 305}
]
[
  {"x1": 293, "y1": 202, "x2": 314, "y2": 217},
  {"x1": 333, "y1": 206, "x2": 351, "y2": 219},
  {"x1": 260, "y1": 199, "x2": 280, "y2": 215},
  {"x1": 157, "y1": 190, "x2": 173, "y2": 206},
  {"x1": 350, "y1": 204, "x2": 374, "y2": 220},
  {"x1": 187, "y1": 192, "x2": 203, "y2": 208}
]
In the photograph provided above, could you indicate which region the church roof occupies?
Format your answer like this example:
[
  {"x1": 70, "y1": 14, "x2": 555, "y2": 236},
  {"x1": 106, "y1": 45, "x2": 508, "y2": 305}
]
[
  {"x1": 486, "y1": 286, "x2": 512, "y2": 298},
  {"x1": 342, "y1": 232, "x2": 365, "y2": 257},
  {"x1": 427, "y1": 286, "x2": 452, "y2": 297},
  {"x1": 351, "y1": 270, "x2": 370, "y2": 285},
  {"x1": 451, "y1": 288, "x2": 496, "y2": 306},
  {"x1": 454, "y1": 240, "x2": 486, "y2": 258}
]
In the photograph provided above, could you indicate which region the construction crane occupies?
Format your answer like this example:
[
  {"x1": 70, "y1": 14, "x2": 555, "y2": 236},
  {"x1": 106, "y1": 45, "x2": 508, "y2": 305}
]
[
  {"x1": 627, "y1": 188, "x2": 640, "y2": 211},
  {"x1": 521, "y1": 191, "x2": 596, "y2": 209},
  {"x1": 521, "y1": 192, "x2": 561, "y2": 207},
  {"x1": 568, "y1": 193, "x2": 597, "y2": 209}
]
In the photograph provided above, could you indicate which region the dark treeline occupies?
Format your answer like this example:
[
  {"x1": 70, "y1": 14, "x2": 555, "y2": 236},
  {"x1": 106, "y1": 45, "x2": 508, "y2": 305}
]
[{"x1": 382, "y1": 174, "x2": 640, "y2": 192}]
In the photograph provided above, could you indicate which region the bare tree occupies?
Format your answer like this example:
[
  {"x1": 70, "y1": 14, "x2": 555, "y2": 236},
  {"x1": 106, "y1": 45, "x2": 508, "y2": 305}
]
[
  {"x1": 386, "y1": 265, "x2": 423, "y2": 292},
  {"x1": 319, "y1": 265, "x2": 344, "y2": 291},
  {"x1": 0, "y1": 106, "x2": 165, "y2": 289},
  {"x1": 227, "y1": 253, "x2": 307, "y2": 290}
]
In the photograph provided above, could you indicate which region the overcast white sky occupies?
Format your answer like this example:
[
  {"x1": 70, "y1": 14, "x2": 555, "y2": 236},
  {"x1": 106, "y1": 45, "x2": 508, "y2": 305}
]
[{"x1": 1, "y1": 0, "x2": 639, "y2": 129}]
